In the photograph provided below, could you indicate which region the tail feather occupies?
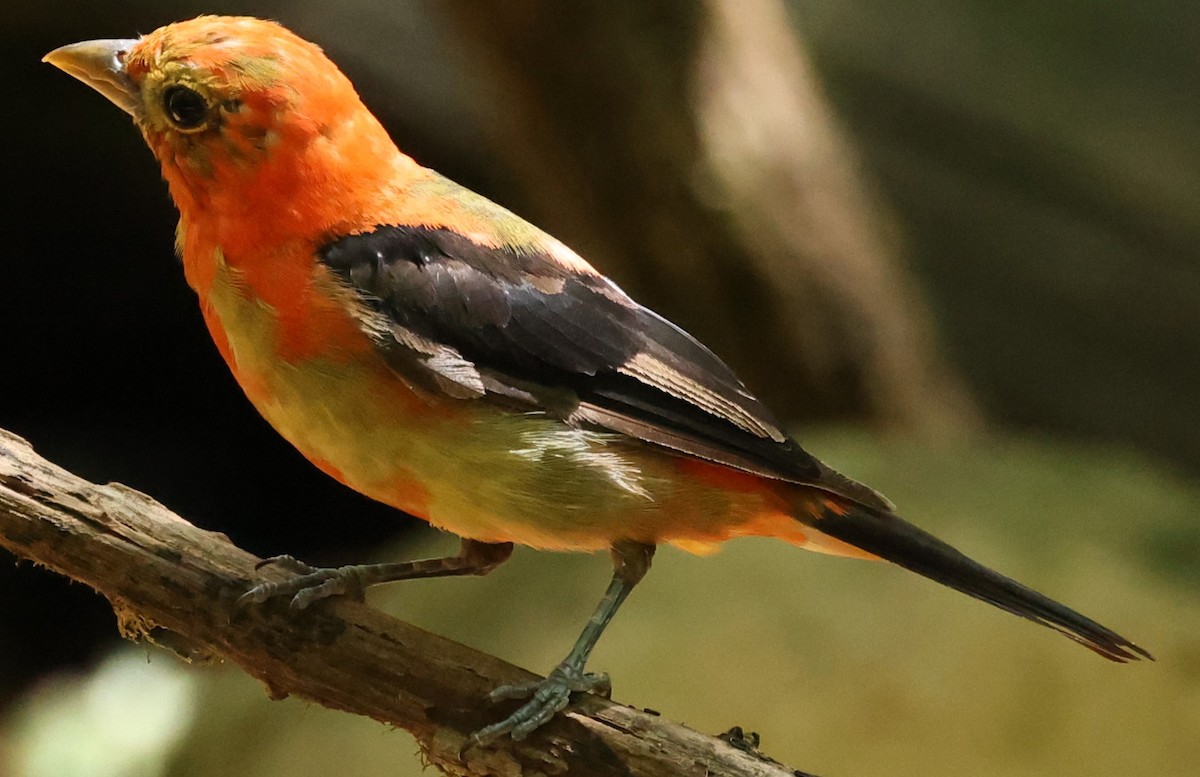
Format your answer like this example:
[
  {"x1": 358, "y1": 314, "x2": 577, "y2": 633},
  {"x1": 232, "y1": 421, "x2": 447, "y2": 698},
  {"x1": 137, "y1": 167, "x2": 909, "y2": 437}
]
[{"x1": 800, "y1": 500, "x2": 1152, "y2": 662}]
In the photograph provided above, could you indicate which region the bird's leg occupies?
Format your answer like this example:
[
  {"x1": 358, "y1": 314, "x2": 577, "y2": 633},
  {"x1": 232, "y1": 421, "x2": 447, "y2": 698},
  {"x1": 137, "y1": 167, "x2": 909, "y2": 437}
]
[
  {"x1": 470, "y1": 540, "x2": 656, "y2": 745},
  {"x1": 235, "y1": 538, "x2": 513, "y2": 611}
]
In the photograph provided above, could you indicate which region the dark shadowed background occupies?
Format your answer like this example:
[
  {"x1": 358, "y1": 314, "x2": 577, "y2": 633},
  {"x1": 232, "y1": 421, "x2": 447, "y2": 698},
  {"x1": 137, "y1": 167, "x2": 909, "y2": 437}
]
[{"x1": 1, "y1": 2, "x2": 1197, "y2": 776}]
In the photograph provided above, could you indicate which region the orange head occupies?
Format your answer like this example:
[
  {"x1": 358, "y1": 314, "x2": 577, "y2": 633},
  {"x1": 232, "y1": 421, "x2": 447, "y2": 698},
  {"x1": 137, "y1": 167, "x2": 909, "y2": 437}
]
[{"x1": 44, "y1": 16, "x2": 416, "y2": 247}]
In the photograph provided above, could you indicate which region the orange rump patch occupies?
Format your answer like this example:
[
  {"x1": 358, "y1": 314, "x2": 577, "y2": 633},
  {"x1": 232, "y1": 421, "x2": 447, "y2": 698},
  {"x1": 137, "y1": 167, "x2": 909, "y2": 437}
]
[{"x1": 676, "y1": 457, "x2": 770, "y2": 493}]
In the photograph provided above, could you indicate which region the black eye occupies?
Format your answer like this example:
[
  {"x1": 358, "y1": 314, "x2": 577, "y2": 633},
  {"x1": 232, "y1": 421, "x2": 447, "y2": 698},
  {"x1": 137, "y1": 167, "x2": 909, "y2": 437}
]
[{"x1": 163, "y1": 85, "x2": 209, "y2": 130}]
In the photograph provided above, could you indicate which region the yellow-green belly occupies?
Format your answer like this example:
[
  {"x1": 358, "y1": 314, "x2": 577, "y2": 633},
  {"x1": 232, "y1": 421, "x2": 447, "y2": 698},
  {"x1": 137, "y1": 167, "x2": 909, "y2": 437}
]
[{"x1": 203, "y1": 260, "x2": 776, "y2": 552}]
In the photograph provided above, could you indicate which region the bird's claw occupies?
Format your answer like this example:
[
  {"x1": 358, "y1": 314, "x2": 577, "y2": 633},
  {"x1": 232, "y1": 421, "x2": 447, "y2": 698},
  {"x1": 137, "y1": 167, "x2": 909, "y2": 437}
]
[
  {"x1": 469, "y1": 665, "x2": 611, "y2": 745},
  {"x1": 235, "y1": 563, "x2": 366, "y2": 613},
  {"x1": 253, "y1": 554, "x2": 319, "y2": 574}
]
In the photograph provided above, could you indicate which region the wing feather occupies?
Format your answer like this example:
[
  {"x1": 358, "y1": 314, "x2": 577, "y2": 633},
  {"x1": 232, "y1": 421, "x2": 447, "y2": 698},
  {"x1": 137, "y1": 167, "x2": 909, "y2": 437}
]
[{"x1": 319, "y1": 223, "x2": 892, "y2": 511}]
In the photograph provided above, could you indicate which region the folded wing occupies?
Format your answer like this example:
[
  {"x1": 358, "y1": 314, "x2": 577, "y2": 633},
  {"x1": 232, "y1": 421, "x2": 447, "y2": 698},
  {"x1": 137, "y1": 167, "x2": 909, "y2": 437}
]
[{"x1": 318, "y1": 221, "x2": 891, "y2": 511}]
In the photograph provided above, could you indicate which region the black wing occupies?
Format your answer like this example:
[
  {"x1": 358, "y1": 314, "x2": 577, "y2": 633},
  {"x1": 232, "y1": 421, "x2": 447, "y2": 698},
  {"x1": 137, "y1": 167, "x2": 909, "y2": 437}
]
[{"x1": 319, "y1": 224, "x2": 890, "y2": 510}]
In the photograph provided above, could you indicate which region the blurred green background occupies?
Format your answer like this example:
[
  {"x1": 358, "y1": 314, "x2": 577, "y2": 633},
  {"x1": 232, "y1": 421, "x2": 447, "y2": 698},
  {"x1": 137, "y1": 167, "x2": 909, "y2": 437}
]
[{"x1": 1, "y1": 1, "x2": 1197, "y2": 775}]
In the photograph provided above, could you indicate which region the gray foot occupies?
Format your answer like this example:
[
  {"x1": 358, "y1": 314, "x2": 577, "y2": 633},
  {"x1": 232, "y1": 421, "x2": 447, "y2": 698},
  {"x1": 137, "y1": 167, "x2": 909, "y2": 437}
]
[
  {"x1": 253, "y1": 554, "x2": 318, "y2": 575},
  {"x1": 470, "y1": 664, "x2": 611, "y2": 744},
  {"x1": 236, "y1": 562, "x2": 367, "y2": 612}
]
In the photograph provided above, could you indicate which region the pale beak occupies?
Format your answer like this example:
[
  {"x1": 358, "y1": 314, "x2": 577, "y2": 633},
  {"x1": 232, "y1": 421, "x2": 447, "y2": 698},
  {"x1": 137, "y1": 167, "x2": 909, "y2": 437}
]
[{"x1": 43, "y1": 38, "x2": 141, "y2": 116}]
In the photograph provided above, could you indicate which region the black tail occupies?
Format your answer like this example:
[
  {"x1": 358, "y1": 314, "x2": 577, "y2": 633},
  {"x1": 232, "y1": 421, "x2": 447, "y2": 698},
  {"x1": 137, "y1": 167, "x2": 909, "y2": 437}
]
[{"x1": 804, "y1": 503, "x2": 1152, "y2": 662}]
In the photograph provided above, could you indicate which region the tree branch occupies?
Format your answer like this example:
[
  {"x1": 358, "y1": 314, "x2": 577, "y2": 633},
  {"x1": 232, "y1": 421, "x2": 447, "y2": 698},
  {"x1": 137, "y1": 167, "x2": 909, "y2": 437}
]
[{"x1": 0, "y1": 428, "x2": 813, "y2": 777}]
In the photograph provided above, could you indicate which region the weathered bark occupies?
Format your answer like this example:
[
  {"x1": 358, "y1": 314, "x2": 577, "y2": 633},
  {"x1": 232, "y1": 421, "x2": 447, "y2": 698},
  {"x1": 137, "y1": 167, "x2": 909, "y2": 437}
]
[
  {"x1": 438, "y1": 0, "x2": 976, "y2": 432},
  {"x1": 0, "y1": 427, "x2": 814, "y2": 777}
]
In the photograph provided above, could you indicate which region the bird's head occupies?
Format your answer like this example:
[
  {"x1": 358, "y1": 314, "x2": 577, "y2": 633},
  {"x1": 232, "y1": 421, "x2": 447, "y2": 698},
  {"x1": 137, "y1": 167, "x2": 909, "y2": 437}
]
[{"x1": 44, "y1": 16, "x2": 409, "y2": 237}]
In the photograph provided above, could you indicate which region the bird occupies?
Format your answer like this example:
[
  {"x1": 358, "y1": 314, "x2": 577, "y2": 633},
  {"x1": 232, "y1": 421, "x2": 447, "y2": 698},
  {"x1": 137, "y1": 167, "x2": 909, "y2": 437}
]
[{"x1": 44, "y1": 15, "x2": 1149, "y2": 745}]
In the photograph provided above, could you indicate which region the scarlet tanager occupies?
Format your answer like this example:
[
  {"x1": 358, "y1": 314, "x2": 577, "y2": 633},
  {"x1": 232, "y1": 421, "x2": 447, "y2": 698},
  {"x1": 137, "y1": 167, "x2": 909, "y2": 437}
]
[{"x1": 45, "y1": 16, "x2": 1148, "y2": 744}]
